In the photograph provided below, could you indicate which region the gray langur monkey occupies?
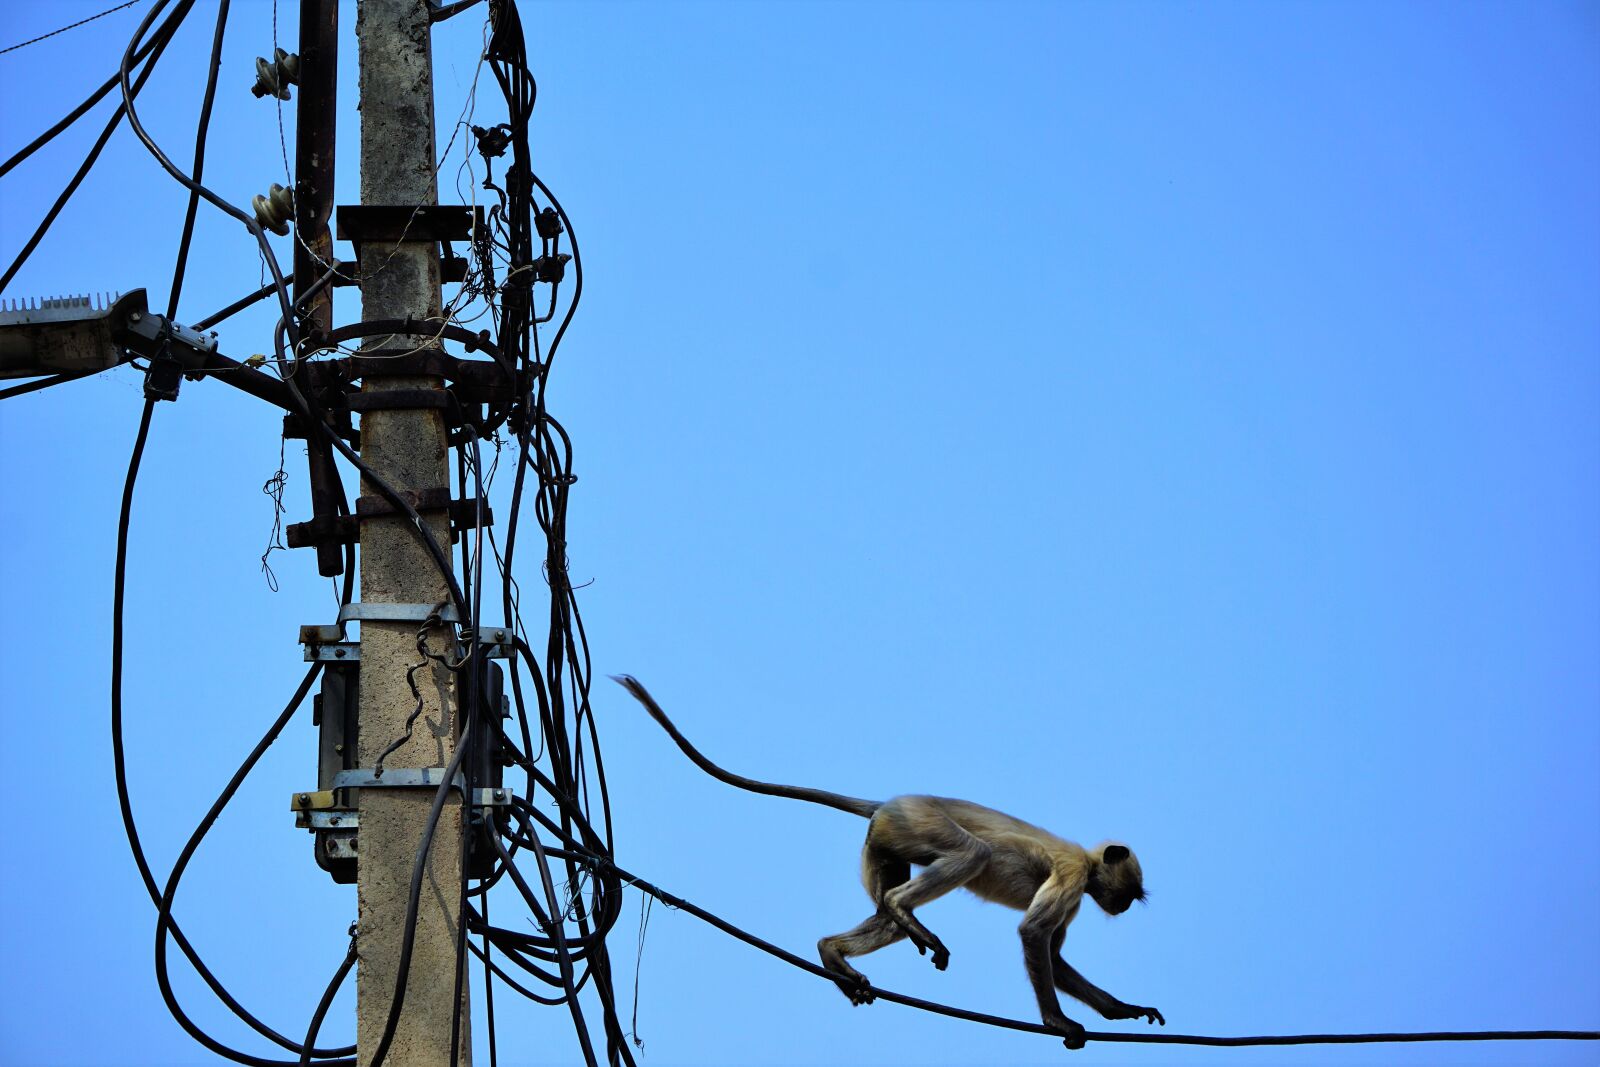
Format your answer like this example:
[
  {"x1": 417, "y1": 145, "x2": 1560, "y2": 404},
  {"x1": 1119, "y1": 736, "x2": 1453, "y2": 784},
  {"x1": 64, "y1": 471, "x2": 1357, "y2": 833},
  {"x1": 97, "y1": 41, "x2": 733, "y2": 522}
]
[{"x1": 610, "y1": 675, "x2": 1164, "y2": 1050}]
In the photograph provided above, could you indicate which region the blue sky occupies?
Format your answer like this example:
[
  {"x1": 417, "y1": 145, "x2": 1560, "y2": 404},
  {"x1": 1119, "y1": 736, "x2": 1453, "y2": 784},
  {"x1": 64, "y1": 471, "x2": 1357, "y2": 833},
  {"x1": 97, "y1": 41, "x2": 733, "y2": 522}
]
[{"x1": 0, "y1": 1, "x2": 1596, "y2": 1065}]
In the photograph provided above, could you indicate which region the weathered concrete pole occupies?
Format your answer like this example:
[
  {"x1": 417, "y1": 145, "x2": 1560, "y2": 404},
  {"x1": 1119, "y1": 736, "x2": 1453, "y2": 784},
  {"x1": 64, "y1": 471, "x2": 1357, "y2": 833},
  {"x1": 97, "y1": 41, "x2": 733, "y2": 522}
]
[{"x1": 353, "y1": 0, "x2": 470, "y2": 1062}]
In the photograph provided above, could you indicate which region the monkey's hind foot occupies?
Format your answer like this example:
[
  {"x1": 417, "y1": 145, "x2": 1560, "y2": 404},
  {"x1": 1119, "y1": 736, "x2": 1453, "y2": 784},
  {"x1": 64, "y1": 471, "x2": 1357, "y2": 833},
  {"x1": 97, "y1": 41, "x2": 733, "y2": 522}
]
[
  {"x1": 829, "y1": 970, "x2": 876, "y2": 1006},
  {"x1": 884, "y1": 908, "x2": 950, "y2": 971},
  {"x1": 843, "y1": 978, "x2": 876, "y2": 1006},
  {"x1": 1045, "y1": 1014, "x2": 1088, "y2": 1051},
  {"x1": 899, "y1": 925, "x2": 950, "y2": 971}
]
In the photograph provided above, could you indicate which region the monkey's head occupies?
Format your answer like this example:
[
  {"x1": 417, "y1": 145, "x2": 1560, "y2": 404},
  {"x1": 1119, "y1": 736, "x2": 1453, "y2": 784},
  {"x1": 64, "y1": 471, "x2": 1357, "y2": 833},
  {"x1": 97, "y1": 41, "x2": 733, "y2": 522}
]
[{"x1": 1086, "y1": 842, "x2": 1146, "y2": 916}]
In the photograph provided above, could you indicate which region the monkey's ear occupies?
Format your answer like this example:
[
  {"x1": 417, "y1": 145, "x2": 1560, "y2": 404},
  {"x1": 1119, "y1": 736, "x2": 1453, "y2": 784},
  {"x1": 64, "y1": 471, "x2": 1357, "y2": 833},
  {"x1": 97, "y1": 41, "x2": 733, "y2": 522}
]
[{"x1": 1103, "y1": 845, "x2": 1130, "y2": 865}]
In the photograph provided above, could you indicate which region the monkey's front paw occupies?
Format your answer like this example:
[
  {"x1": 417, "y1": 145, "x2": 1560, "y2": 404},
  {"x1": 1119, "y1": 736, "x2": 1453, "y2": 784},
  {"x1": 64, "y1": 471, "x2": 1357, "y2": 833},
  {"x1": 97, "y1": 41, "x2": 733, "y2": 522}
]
[
  {"x1": 929, "y1": 944, "x2": 950, "y2": 971},
  {"x1": 1045, "y1": 1015, "x2": 1087, "y2": 1051},
  {"x1": 1111, "y1": 1004, "x2": 1163, "y2": 1026}
]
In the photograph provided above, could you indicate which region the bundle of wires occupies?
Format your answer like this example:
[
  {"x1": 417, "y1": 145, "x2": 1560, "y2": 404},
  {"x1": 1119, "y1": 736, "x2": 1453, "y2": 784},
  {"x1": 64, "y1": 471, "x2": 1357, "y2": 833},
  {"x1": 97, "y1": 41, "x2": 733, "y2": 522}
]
[{"x1": 12, "y1": 0, "x2": 638, "y2": 1063}]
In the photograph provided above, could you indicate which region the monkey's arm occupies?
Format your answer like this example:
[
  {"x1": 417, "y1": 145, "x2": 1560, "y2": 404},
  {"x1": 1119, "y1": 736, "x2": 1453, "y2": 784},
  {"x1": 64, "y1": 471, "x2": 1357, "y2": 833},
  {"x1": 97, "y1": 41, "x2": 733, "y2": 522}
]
[
  {"x1": 1019, "y1": 881, "x2": 1086, "y2": 1050},
  {"x1": 1051, "y1": 954, "x2": 1165, "y2": 1027}
]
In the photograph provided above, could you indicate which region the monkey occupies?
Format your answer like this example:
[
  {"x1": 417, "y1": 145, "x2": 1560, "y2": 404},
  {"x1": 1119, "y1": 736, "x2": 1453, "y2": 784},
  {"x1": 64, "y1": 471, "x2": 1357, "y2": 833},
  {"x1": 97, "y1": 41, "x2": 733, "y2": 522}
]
[{"x1": 610, "y1": 675, "x2": 1164, "y2": 1050}]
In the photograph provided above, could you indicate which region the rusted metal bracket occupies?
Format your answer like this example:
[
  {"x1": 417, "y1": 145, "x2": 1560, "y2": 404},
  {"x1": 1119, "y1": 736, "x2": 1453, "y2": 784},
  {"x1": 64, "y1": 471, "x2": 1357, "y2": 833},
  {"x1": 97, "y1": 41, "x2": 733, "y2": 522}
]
[
  {"x1": 347, "y1": 388, "x2": 451, "y2": 413},
  {"x1": 335, "y1": 204, "x2": 484, "y2": 284},
  {"x1": 285, "y1": 488, "x2": 492, "y2": 549}
]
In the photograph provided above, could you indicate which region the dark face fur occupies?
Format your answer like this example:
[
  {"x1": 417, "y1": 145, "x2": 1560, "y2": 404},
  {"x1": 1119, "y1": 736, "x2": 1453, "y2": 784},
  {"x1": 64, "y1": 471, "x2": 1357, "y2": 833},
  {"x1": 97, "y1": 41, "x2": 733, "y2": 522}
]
[{"x1": 1088, "y1": 843, "x2": 1146, "y2": 916}]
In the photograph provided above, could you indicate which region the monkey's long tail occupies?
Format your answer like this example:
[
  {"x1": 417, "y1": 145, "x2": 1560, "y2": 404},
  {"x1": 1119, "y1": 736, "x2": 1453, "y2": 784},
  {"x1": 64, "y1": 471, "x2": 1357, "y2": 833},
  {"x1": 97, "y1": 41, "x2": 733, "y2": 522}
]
[{"x1": 610, "y1": 675, "x2": 881, "y2": 818}]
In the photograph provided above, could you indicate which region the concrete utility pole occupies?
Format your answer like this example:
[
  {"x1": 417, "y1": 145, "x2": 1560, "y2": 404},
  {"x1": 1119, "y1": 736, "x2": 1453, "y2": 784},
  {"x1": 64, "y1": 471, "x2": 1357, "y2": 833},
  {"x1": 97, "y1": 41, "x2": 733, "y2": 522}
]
[{"x1": 353, "y1": 0, "x2": 471, "y2": 1062}]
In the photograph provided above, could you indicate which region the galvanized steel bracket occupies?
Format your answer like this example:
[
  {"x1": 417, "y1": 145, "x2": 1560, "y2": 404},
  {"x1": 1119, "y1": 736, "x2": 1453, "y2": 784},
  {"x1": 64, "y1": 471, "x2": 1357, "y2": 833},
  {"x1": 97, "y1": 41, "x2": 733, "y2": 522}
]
[{"x1": 337, "y1": 602, "x2": 460, "y2": 626}]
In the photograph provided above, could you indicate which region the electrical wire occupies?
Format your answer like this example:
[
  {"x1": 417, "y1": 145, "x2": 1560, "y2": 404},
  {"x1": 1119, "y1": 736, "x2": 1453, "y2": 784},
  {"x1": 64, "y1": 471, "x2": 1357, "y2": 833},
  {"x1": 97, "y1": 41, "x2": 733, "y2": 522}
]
[
  {"x1": 102, "y1": 8, "x2": 356, "y2": 1062},
  {"x1": 0, "y1": 9, "x2": 170, "y2": 180},
  {"x1": 299, "y1": 933, "x2": 359, "y2": 1067},
  {"x1": 119, "y1": 0, "x2": 297, "y2": 335},
  {"x1": 166, "y1": 0, "x2": 230, "y2": 319},
  {"x1": 532, "y1": 848, "x2": 1600, "y2": 1051},
  {"x1": 0, "y1": 0, "x2": 144, "y2": 58},
  {"x1": 151, "y1": 663, "x2": 359, "y2": 1067},
  {"x1": 0, "y1": 367, "x2": 121, "y2": 401},
  {"x1": 112, "y1": 399, "x2": 356, "y2": 1062},
  {"x1": 0, "y1": 0, "x2": 192, "y2": 293}
]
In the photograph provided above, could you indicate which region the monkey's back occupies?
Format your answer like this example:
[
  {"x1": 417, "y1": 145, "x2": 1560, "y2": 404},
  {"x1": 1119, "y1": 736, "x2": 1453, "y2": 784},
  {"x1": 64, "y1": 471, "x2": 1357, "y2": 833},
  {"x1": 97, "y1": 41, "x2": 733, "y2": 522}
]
[{"x1": 872, "y1": 795, "x2": 1083, "y2": 909}]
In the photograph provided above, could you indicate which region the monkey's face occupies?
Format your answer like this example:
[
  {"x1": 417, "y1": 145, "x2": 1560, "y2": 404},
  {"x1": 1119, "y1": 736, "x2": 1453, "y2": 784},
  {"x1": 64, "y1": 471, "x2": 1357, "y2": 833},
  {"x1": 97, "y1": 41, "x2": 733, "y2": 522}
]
[{"x1": 1088, "y1": 842, "x2": 1146, "y2": 916}]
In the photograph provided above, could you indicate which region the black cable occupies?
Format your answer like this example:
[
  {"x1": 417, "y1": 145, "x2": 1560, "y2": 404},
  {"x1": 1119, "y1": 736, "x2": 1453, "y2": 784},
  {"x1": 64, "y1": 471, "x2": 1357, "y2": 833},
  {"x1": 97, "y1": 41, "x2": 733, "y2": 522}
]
[
  {"x1": 151, "y1": 663, "x2": 361, "y2": 1067},
  {"x1": 449, "y1": 433, "x2": 491, "y2": 1067},
  {"x1": 363, "y1": 719, "x2": 478, "y2": 1067},
  {"x1": 111, "y1": 398, "x2": 354, "y2": 1061},
  {"x1": 166, "y1": 0, "x2": 230, "y2": 319},
  {"x1": 0, "y1": 0, "x2": 143, "y2": 57},
  {"x1": 0, "y1": 0, "x2": 191, "y2": 293},
  {"x1": 119, "y1": 0, "x2": 297, "y2": 337},
  {"x1": 299, "y1": 934, "x2": 358, "y2": 1067},
  {"x1": 481, "y1": 890, "x2": 500, "y2": 1067},
  {"x1": 0, "y1": 367, "x2": 121, "y2": 401},
  {"x1": 491, "y1": 827, "x2": 600, "y2": 1066},
  {"x1": 539, "y1": 847, "x2": 1600, "y2": 1050},
  {"x1": 0, "y1": 15, "x2": 169, "y2": 180},
  {"x1": 429, "y1": 0, "x2": 484, "y2": 24},
  {"x1": 471, "y1": 11, "x2": 646, "y2": 1058},
  {"x1": 194, "y1": 278, "x2": 295, "y2": 332}
]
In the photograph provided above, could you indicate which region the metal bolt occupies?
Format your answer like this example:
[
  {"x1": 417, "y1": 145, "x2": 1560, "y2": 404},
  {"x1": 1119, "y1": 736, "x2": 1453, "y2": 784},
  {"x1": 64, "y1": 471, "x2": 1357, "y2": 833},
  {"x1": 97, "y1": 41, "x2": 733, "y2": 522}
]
[
  {"x1": 297, "y1": 793, "x2": 310, "y2": 806},
  {"x1": 334, "y1": 648, "x2": 346, "y2": 658},
  {"x1": 495, "y1": 630, "x2": 506, "y2": 641},
  {"x1": 330, "y1": 816, "x2": 342, "y2": 826},
  {"x1": 334, "y1": 743, "x2": 344, "y2": 753},
  {"x1": 128, "y1": 311, "x2": 142, "y2": 322}
]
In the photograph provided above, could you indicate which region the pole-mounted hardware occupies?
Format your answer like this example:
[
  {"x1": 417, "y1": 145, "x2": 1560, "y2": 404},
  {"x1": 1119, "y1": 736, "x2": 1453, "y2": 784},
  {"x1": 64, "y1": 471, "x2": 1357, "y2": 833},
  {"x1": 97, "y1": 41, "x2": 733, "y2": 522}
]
[
  {"x1": 251, "y1": 47, "x2": 301, "y2": 99},
  {"x1": 253, "y1": 183, "x2": 296, "y2": 236},
  {"x1": 470, "y1": 123, "x2": 511, "y2": 159},
  {"x1": 532, "y1": 252, "x2": 571, "y2": 283},
  {"x1": 293, "y1": 619, "x2": 514, "y2": 883},
  {"x1": 286, "y1": 487, "x2": 494, "y2": 553},
  {"x1": 293, "y1": 0, "x2": 342, "y2": 579},
  {"x1": 335, "y1": 204, "x2": 484, "y2": 283},
  {"x1": 0, "y1": 288, "x2": 225, "y2": 402},
  {"x1": 0, "y1": 291, "x2": 146, "y2": 377},
  {"x1": 535, "y1": 206, "x2": 564, "y2": 240}
]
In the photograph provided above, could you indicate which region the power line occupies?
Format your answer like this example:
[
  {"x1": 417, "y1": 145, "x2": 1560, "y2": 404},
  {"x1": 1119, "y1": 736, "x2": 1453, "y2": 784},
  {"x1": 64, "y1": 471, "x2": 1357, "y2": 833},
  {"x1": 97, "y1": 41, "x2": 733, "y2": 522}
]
[
  {"x1": 534, "y1": 844, "x2": 1600, "y2": 1051},
  {"x1": 0, "y1": 0, "x2": 144, "y2": 58},
  {"x1": 0, "y1": 0, "x2": 191, "y2": 292}
]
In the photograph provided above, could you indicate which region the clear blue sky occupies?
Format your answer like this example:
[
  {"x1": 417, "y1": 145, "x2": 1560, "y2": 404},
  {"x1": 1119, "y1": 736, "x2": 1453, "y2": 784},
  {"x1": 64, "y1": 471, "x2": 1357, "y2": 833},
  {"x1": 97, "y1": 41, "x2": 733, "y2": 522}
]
[{"x1": 1, "y1": 1, "x2": 1596, "y2": 1065}]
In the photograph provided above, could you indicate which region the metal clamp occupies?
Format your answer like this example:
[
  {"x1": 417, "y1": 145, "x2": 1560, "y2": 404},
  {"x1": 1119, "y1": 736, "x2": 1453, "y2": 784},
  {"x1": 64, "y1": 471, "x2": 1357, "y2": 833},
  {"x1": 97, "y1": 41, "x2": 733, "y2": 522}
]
[
  {"x1": 336, "y1": 767, "x2": 460, "y2": 789},
  {"x1": 299, "y1": 811, "x2": 359, "y2": 829},
  {"x1": 337, "y1": 602, "x2": 460, "y2": 625},
  {"x1": 300, "y1": 620, "x2": 510, "y2": 662},
  {"x1": 325, "y1": 769, "x2": 512, "y2": 807}
]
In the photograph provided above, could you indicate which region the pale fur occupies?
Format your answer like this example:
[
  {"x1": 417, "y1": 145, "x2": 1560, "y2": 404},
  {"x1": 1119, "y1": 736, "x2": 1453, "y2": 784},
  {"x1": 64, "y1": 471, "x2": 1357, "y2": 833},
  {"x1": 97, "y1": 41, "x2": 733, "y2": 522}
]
[{"x1": 611, "y1": 675, "x2": 1164, "y2": 1048}]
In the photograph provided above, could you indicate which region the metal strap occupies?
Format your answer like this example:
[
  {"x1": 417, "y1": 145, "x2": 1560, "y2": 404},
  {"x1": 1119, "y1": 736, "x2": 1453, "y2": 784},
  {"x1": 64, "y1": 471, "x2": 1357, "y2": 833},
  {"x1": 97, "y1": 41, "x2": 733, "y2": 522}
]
[
  {"x1": 337, "y1": 602, "x2": 460, "y2": 625},
  {"x1": 327, "y1": 769, "x2": 512, "y2": 806},
  {"x1": 335, "y1": 767, "x2": 461, "y2": 789}
]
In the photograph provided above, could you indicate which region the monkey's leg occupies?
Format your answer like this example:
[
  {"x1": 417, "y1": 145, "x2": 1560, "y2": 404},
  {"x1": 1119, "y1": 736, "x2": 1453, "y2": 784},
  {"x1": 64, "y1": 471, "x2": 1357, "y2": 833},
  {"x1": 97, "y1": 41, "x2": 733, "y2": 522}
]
[
  {"x1": 818, "y1": 913, "x2": 908, "y2": 1006},
  {"x1": 1051, "y1": 929, "x2": 1164, "y2": 1026},
  {"x1": 880, "y1": 830, "x2": 991, "y2": 971},
  {"x1": 1022, "y1": 885, "x2": 1084, "y2": 1048}
]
